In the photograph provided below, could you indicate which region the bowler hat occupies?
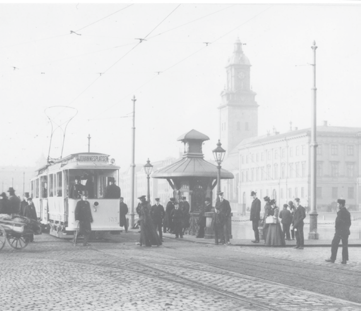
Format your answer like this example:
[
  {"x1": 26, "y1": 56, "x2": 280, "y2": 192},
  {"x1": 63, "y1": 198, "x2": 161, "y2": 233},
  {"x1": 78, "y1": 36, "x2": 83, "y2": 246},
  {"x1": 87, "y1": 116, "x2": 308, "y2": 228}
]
[
  {"x1": 27, "y1": 197, "x2": 33, "y2": 201},
  {"x1": 251, "y1": 191, "x2": 256, "y2": 196},
  {"x1": 170, "y1": 197, "x2": 175, "y2": 201},
  {"x1": 0, "y1": 192, "x2": 6, "y2": 198},
  {"x1": 294, "y1": 198, "x2": 300, "y2": 203},
  {"x1": 138, "y1": 195, "x2": 146, "y2": 200},
  {"x1": 155, "y1": 198, "x2": 160, "y2": 201},
  {"x1": 182, "y1": 196, "x2": 186, "y2": 200},
  {"x1": 337, "y1": 198, "x2": 346, "y2": 205},
  {"x1": 7, "y1": 187, "x2": 15, "y2": 193},
  {"x1": 263, "y1": 196, "x2": 270, "y2": 202},
  {"x1": 219, "y1": 192, "x2": 224, "y2": 196},
  {"x1": 270, "y1": 199, "x2": 276, "y2": 205},
  {"x1": 24, "y1": 192, "x2": 30, "y2": 198}
]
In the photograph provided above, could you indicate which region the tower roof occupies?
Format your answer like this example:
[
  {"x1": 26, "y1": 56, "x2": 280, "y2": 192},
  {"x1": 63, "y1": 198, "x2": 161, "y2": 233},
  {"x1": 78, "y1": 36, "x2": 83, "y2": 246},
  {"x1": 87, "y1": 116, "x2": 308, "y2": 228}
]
[
  {"x1": 177, "y1": 129, "x2": 210, "y2": 142},
  {"x1": 227, "y1": 38, "x2": 250, "y2": 66}
]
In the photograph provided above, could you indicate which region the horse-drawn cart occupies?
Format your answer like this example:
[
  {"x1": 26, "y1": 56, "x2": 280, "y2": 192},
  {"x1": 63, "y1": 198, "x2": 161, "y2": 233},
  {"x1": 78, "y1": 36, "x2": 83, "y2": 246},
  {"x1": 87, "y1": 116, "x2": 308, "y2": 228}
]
[{"x1": 0, "y1": 215, "x2": 42, "y2": 251}]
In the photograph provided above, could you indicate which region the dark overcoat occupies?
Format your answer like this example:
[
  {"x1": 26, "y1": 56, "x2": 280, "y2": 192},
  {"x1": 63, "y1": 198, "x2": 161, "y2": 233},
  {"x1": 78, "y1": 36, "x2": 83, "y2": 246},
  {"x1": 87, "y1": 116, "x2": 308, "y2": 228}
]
[
  {"x1": 105, "y1": 184, "x2": 121, "y2": 199},
  {"x1": 151, "y1": 204, "x2": 165, "y2": 225},
  {"x1": 250, "y1": 198, "x2": 261, "y2": 221},
  {"x1": 293, "y1": 205, "x2": 306, "y2": 229},
  {"x1": 335, "y1": 207, "x2": 351, "y2": 238},
  {"x1": 119, "y1": 202, "x2": 128, "y2": 227},
  {"x1": 8, "y1": 195, "x2": 21, "y2": 214}
]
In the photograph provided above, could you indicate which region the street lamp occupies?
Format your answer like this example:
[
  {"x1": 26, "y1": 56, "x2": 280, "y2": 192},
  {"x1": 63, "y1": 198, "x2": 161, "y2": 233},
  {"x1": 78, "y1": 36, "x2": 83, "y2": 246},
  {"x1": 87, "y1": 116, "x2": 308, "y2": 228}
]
[
  {"x1": 144, "y1": 158, "x2": 153, "y2": 202},
  {"x1": 212, "y1": 140, "x2": 226, "y2": 196}
]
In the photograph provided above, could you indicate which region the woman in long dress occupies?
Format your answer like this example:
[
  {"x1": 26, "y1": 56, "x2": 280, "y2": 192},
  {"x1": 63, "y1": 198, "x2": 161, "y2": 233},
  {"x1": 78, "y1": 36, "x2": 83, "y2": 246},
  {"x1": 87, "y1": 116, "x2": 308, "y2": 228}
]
[
  {"x1": 265, "y1": 199, "x2": 285, "y2": 247},
  {"x1": 262, "y1": 196, "x2": 272, "y2": 242},
  {"x1": 138, "y1": 196, "x2": 161, "y2": 247}
]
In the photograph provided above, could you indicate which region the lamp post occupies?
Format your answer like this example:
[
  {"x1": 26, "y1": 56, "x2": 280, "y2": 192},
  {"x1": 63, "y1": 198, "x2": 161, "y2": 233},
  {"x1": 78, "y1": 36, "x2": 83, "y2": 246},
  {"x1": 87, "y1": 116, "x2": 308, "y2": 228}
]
[
  {"x1": 212, "y1": 140, "x2": 226, "y2": 196},
  {"x1": 144, "y1": 159, "x2": 153, "y2": 202}
]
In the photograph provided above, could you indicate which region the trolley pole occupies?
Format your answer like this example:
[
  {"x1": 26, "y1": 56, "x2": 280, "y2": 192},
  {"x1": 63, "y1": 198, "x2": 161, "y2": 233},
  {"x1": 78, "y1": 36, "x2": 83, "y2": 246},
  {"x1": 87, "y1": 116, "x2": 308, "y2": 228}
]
[
  {"x1": 88, "y1": 134, "x2": 91, "y2": 153},
  {"x1": 309, "y1": 41, "x2": 319, "y2": 239},
  {"x1": 130, "y1": 96, "x2": 136, "y2": 228}
]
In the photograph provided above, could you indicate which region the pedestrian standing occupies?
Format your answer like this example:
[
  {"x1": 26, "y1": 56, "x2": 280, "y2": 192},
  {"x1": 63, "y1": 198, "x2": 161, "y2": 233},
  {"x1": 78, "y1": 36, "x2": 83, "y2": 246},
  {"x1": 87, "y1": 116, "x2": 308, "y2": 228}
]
[
  {"x1": 0, "y1": 192, "x2": 9, "y2": 214},
  {"x1": 218, "y1": 192, "x2": 231, "y2": 245},
  {"x1": 19, "y1": 192, "x2": 30, "y2": 216},
  {"x1": 138, "y1": 195, "x2": 161, "y2": 247},
  {"x1": 265, "y1": 200, "x2": 285, "y2": 247},
  {"x1": 180, "y1": 196, "x2": 190, "y2": 235},
  {"x1": 171, "y1": 202, "x2": 183, "y2": 238},
  {"x1": 279, "y1": 204, "x2": 292, "y2": 240},
  {"x1": 7, "y1": 187, "x2": 21, "y2": 215},
  {"x1": 289, "y1": 201, "x2": 296, "y2": 240},
  {"x1": 293, "y1": 198, "x2": 306, "y2": 249},
  {"x1": 104, "y1": 179, "x2": 121, "y2": 199},
  {"x1": 325, "y1": 199, "x2": 351, "y2": 264},
  {"x1": 119, "y1": 197, "x2": 128, "y2": 232},
  {"x1": 74, "y1": 192, "x2": 93, "y2": 246},
  {"x1": 213, "y1": 203, "x2": 224, "y2": 245},
  {"x1": 164, "y1": 197, "x2": 175, "y2": 233},
  {"x1": 24, "y1": 197, "x2": 38, "y2": 242},
  {"x1": 262, "y1": 196, "x2": 272, "y2": 242},
  {"x1": 250, "y1": 191, "x2": 261, "y2": 243},
  {"x1": 151, "y1": 198, "x2": 165, "y2": 241}
]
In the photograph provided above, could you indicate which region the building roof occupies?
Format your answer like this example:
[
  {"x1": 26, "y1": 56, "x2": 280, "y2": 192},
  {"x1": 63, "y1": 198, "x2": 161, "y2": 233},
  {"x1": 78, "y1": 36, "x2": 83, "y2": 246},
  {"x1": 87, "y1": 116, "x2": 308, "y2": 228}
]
[
  {"x1": 231, "y1": 125, "x2": 361, "y2": 152},
  {"x1": 152, "y1": 156, "x2": 234, "y2": 179},
  {"x1": 177, "y1": 129, "x2": 210, "y2": 142},
  {"x1": 227, "y1": 38, "x2": 250, "y2": 66}
]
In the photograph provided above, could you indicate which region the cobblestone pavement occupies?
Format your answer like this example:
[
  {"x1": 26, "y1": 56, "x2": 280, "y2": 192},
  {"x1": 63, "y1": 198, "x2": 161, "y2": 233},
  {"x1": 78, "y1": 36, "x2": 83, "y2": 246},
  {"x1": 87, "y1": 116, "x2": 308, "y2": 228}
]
[{"x1": 0, "y1": 233, "x2": 360, "y2": 311}]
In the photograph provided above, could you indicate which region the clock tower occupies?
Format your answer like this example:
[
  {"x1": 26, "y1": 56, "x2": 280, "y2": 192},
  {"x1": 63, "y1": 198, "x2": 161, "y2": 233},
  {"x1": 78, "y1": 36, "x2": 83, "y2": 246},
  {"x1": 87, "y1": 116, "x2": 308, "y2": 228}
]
[{"x1": 219, "y1": 38, "x2": 258, "y2": 155}]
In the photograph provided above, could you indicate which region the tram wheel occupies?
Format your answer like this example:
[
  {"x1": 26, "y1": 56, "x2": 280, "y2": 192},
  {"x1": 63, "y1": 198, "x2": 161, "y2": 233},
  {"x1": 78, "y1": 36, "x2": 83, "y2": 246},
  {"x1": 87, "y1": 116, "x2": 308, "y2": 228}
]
[
  {"x1": 0, "y1": 227, "x2": 6, "y2": 251},
  {"x1": 7, "y1": 234, "x2": 29, "y2": 250}
]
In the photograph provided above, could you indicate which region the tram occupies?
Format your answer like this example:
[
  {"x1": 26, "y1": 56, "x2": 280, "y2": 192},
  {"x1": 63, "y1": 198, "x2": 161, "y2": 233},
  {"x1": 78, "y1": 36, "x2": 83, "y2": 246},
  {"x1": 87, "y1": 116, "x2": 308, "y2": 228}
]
[{"x1": 30, "y1": 152, "x2": 121, "y2": 238}]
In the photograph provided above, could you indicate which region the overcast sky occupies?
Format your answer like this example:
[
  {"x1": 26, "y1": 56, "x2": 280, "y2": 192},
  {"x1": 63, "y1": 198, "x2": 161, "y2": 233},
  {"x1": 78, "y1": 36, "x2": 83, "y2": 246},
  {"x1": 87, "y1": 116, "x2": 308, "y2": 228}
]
[{"x1": 1, "y1": 2, "x2": 361, "y2": 169}]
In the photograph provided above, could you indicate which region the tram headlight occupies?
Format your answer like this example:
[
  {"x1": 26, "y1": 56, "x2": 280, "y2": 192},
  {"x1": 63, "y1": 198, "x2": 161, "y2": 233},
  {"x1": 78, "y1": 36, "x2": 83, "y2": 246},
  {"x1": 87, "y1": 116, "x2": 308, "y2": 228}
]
[{"x1": 93, "y1": 201, "x2": 99, "y2": 212}]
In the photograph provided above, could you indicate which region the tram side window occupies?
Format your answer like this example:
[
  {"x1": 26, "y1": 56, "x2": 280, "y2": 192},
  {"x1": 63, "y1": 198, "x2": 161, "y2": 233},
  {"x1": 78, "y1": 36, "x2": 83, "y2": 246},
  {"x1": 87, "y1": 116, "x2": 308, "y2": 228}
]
[
  {"x1": 49, "y1": 174, "x2": 54, "y2": 197},
  {"x1": 36, "y1": 179, "x2": 40, "y2": 198},
  {"x1": 41, "y1": 176, "x2": 48, "y2": 198},
  {"x1": 57, "y1": 172, "x2": 62, "y2": 197}
]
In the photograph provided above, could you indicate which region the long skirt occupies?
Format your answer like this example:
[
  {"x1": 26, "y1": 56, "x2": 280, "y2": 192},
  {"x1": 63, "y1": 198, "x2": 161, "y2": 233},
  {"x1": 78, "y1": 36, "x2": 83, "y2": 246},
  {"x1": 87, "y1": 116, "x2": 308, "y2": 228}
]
[
  {"x1": 265, "y1": 223, "x2": 285, "y2": 246},
  {"x1": 140, "y1": 220, "x2": 161, "y2": 246}
]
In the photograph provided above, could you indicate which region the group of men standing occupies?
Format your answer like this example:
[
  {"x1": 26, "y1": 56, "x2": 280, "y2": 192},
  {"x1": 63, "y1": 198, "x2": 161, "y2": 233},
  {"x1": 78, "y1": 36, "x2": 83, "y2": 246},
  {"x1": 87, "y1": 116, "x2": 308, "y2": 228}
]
[{"x1": 163, "y1": 196, "x2": 190, "y2": 238}]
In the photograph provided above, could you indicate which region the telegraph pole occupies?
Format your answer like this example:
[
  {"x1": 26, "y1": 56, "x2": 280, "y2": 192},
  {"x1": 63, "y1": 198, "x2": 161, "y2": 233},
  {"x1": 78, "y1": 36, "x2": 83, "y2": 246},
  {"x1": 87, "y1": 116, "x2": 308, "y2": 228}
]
[
  {"x1": 130, "y1": 96, "x2": 136, "y2": 227},
  {"x1": 309, "y1": 41, "x2": 319, "y2": 239},
  {"x1": 88, "y1": 134, "x2": 91, "y2": 152}
]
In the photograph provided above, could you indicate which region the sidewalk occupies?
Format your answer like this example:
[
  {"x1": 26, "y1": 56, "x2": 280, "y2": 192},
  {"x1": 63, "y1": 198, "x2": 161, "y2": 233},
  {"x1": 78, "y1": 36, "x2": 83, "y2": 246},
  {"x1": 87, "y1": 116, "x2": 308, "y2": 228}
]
[{"x1": 161, "y1": 231, "x2": 361, "y2": 247}]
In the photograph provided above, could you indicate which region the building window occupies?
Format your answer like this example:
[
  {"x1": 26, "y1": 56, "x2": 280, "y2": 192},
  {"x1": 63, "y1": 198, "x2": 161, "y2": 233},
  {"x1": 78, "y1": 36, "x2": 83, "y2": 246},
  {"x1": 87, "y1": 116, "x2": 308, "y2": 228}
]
[
  {"x1": 332, "y1": 187, "x2": 338, "y2": 199},
  {"x1": 317, "y1": 145, "x2": 322, "y2": 155},
  {"x1": 274, "y1": 149, "x2": 278, "y2": 159},
  {"x1": 261, "y1": 152, "x2": 264, "y2": 161},
  {"x1": 280, "y1": 188, "x2": 283, "y2": 199},
  {"x1": 246, "y1": 155, "x2": 248, "y2": 164},
  {"x1": 288, "y1": 163, "x2": 294, "y2": 178},
  {"x1": 246, "y1": 171, "x2": 248, "y2": 182},
  {"x1": 296, "y1": 146, "x2": 300, "y2": 156},
  {"x1": 251, "y1": 168, "x2": 254, "y2": 181},
  {"x1": 317, "y1": 162, "x2": 323, "y2": 177},
  {"x1": 281, "y1": 163, "x2": 285, "y2": 178},
  {"x1": 295, "y1": 162, "x2": 300, "y2": 177},
  {"x1": 288, "y1": 188, "x2": 292, "y2": 198},
  {"x1": 251, "y1": 153, "x2": 254, "y2": 162},
  {"x1": 317, "y1": 187, "x2": 322, "y2": 198},
  {"x1": 274, "y1": 163, "x2": 278, "y2": 179},
  {"x1": 289, "y1": 147, "x2": 293, "y2": 157},
  {"x1": 268, "y1": 150, "x2": 271, "y2": 161},
  {"x1": 256, "y1": 153, "x2": 259, "y2": 162},
  {"x1": 331, "y1": 144, "x2": 338, "y2": 156},
  {"x1": 261, "y1": 167, "x2": 264, "y2": 180},
  {"x1": 331, "y1": 162, "x2": 339, "y2": 177},
  {"x1": 347, "y1": 145, "x2": 354, "y2": 156},
  {"x1": 302, "y1": 145, "x2": 306, "y2": 155},
  {"x1": 346, "y1": 163, "x2": 355, "y2": 177},
  {"x1": 267, "y1": 165, "x2": 271, "y2": 180},
  {"x1": 295, "y1": 187, "x2": 298, "y2": 198},
  {"x1": 348, "y1": 187, "x2": 354, "y2": 199},
  {"x1": 281, "y1": 148, "x2": 285, "y2": 158},
  {"x1": 301, "y1": 162, "x2": 306, "y2": 177},
  {"x1": 301, "y1": 187, "x2": 304, "y2": 198}
]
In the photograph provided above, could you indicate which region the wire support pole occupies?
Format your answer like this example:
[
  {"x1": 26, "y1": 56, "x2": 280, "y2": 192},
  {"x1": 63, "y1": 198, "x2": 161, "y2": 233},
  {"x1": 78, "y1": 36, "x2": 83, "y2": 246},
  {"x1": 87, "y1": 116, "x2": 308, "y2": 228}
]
[
  {"x1": 309, "y1": 41, "x2": 319, "y2": 240},
  {"x1": 130, "y1": 96, "x2": 136, "y2": 227}
]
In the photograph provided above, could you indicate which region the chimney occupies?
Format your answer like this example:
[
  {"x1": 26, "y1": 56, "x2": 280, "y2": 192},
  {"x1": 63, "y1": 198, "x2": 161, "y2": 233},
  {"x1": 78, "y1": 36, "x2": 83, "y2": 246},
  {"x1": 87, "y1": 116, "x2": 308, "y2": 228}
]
[{"x1": 323, "y1": 120, "x2": 328, "y2": 126}]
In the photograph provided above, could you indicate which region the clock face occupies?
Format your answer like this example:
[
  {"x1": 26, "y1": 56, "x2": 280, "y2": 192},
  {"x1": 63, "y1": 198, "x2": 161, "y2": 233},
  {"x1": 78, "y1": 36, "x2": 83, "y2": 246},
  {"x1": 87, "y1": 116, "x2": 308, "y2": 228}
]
[{"x1": 238, "y1": 72, "x2": 245, "y2": 79}]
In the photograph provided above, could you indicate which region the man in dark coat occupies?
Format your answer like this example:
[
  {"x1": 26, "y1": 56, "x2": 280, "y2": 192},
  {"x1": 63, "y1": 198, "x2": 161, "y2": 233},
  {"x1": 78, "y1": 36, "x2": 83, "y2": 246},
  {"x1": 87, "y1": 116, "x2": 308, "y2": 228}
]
[
  {"x1": 197, "y1": 198, "x2": 212, "y2": 238},
  {"x1": 7, "y1": 187, "x2": 21, "y2": 215},
  {"x1": 164, "y1": 198, "x2": 175, "y2": 233},
  {"x1": 104, "y1": 180, "x2": 121, "y2": 199},
  {"x1": 138, "y1": 195, "x2": 161, "y2": 247},
  {"x1": 180, "y1": 196, "x2": 190, "y2": 235},
  {"x1": 288, "y1": 201, "x2": 296, "y2": 240},
  {"x1": 0, "y1": 192, "x2": 9, "y2": 214},
  {"x1": 24, "y1": 197, "x2": 38, "y2": 242},
  {"x1": 279, "y1": 204, "x2": 292, "y2": 240},
  {"x1": 293, "y1": 198, "x2": 306, "y2": 249},
  {"x1": 171, "y1": 202, "x2": 183, "y2": 238},
  {"x1": 119, "y1": 197, "x2": 128, "y2": 232},
  {"x1": 218, "y1": 192, "x2": 232, "y2": 244},
  {"x1": 70, "y1": 178, "x2": 85, "y2": 199},
  {"x1": 19, "y1": 192, "x2": 30, "y2": 216},
  {"x1": 151, "y1": 198, "x2": 165, "y2": 241},
  {"x1": 326, "y1": 199, "x2": 351, "y2": 264},
  {"x1": 213, "y1": 203, "x2": 224, "y2": 245},
  {"x1": 250, "y1": 191, "x2": 261, "y2": 243},
  {"x1": 74, "y1": 192, "x2": 93, "y2": 246}
]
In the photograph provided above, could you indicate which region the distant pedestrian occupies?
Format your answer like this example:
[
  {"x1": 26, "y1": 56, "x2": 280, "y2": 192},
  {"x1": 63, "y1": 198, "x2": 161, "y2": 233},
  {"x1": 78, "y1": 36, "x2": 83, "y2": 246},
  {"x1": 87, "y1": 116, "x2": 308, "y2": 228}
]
[
  {"x1": 262, "y1": 196, "x2": 272, "y2": 242},
  {"x1": 289, "y1": 201, "x2": 296, "y2": 240},
  {"x1": 325, "y1": 199, "x2": 351, "y2": 264},
  {"x1": 197, "y1": 198, "x2": 212, "y2": 238},
  {"x1": 19, "y1": 192, "x2": 30, "y2": 216},
  {"x1": 293, "y1": 198, "x2": 306, "y2": 250},
  {"x1": 0, "y1": 192, "x2": 9, "y2": 214},
  {"x1": 180, "y1": 196, "x2": 190, "y2": 235},
  {"x1": 164, "y1": 198, "x2": 175, "y2": 233},
  {"x1": 104, "y1": 179, "x2": 121, "y2": 199},
  {"x1": 151, "y1": 198, "x2": 165, "y2": 241},
  {"x1": 74, "y1": 192, "x2": 93, "y2": 246},
  {"x1": 7, "y1": 187, "x2": 21, "y2": 215},
  {"x1": 138, "y1": 195, "x2": 161, "y2": 247},
  {"x1": 218, "y1": 192, "x2": 232, "y2": 245},
  {"x1": 279, "y1": 204, "x2": 292, "y2": 240},
  {"x1": 250, "y1": 191, "x2": 261, "y2": 243},
  {"x1": 119, "y1": 197, "x2": 128, "y2": 232},
  {"x1": 171, "y1": 202, "x2": 183, "y2": 238},
  {"x1": 24, "y1": 197, "x2": 38, "y2": 242},
  {"x1": 213, "y1": 203, "x2": 224, "y2": 245}
]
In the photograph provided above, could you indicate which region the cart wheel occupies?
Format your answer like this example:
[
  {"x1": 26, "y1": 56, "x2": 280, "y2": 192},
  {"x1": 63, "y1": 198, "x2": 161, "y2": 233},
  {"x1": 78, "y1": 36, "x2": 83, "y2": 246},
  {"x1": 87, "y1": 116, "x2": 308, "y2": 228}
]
[
  {"x1": 0, "y1": 227, "x2": 6, "y2": 251},
  {"x1": 7, "y1": 234, "x2": 29, "y2": 250}
]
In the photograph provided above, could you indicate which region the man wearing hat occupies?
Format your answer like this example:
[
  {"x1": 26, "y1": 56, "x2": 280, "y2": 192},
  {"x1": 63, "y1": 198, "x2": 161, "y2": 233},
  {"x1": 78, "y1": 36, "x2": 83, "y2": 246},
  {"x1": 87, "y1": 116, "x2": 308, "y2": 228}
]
[
  {"x1": 24, "y1": 197, "x2": 38, "y2": 242},
  {"x1": 180, "y1": 196, "x2": 190, "y2": 236},
  {"x1": 151, "y1": 198, "x2": 165, "y2": 241},
  {"x1": 19, "y1": 192, "x2": 30, "y2": 216},
  {"x1": 164, "y1": 197, "x2": 175, "y2": 233},
  {"x1": 326, "y1": 199, "x2": 351, "y2": 264},
  {"x1": 262, "y1": 196, "x2": 272, "y2": 242},
  {"x1": 74, "y1": 192, "x2": 93, "y2": 246},
  {"x1": 70, "y1": 177, "x2": 85, "y2": 199},
  {"x1": 217, "y1": 192, "x2": 232, "y2": 244},
  {"x1": 250, "y1": 191, "x2": 261, "y2": 243},
  {"x1": 119, "y1": 197, "x2": 128, "y2": 233},
  {"x1": 7, "y1": 187, "x2": 21, "y2": 215},
  {"x1": 293, "y1": 198, "x2": 306, "y2": 249}
]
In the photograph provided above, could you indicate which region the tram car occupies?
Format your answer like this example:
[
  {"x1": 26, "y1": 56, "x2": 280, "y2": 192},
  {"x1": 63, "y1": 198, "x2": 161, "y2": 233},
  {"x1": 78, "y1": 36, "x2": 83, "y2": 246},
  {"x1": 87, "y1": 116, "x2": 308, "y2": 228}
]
[{"x1": 30, "y1": 152, "x2": 121, "y2": 238}]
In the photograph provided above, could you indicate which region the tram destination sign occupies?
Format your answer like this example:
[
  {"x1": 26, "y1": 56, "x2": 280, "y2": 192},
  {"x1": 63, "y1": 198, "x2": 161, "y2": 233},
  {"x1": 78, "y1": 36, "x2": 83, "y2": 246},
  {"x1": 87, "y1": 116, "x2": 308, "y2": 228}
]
[{"x1": 77, "y1": 155, "x2": 108, "y2": 162}]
